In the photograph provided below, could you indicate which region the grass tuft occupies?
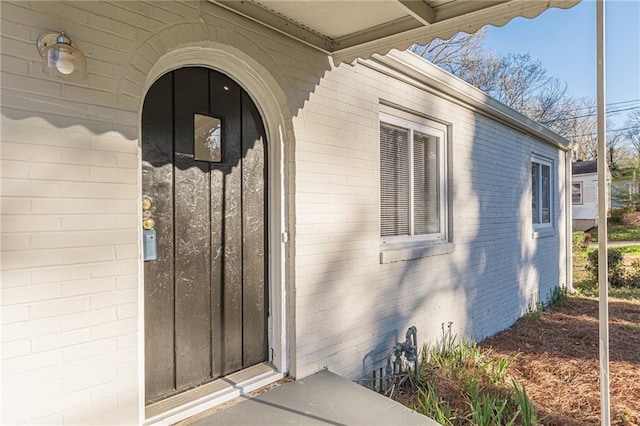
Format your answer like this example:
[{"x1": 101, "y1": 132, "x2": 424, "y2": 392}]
[
  {"x1": 589, "y1": 224, "x2": 640, "y2": 242},
  {"x1": 615, "y1": 245, "x2": 640, "y2": 255},
  {"x1": 512, "y1": 379, "x2": 541, "y2": 426},
  {"x1": 398, "y1": 324, "x2": 538, "y2": 426},
  {"x1": 575, "y1": 282, "x2": 640, "y2": 302}
]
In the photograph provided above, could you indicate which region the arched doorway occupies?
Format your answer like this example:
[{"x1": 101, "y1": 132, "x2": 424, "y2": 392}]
[{"x1": 142, "y1": 67, "x2": 268, "y2": 405}]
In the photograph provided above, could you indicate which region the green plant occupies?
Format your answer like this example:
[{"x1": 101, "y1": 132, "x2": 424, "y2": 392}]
[
  {"x1": 590, "y1": 224, "x2": 640, "y2": 242},
  {"x1": 485, "y1": 356, "x2": 512, "y2": 384},
  {"x1": 586, "y1": 248, "x2": 627, "y2": 287},
  {"x1": 548, "y1": 286, "x2": 568, "y2": 307},
  {"x1": 427, "y1": 322, "x2": 483, "y2": 372},
  {"x1": 620, "y1": 408, "x2": 633, "y2": 424},
  {"x1": 523, "y1": 287, "x2": 568, "y2": 320},
  {"x1": 524, "y1": 300, "x2": 544, "y2": 320},
  {"x1": 612, "y1": 191, "x2": 640, "y2": 212},
  {"x1": 610, "y1": 225, "x2": 640, "y2": 241},
  {"x1": 572, "y1": 231, "x2": 589, "y2": 251},
  {"x1": 609, "y1": 207, "x2": 630, "y2": 224},
  {"x1": 415, "y1": 383, "x2": 454, "y2": 425},
  {"x1": 413, "y1": 325, "x2": 536, "y2": 426},
  {"x1": 575, "y1": 281, "x2": 640, "y2": 301},
  {"x1": 615, "y1": 245, "x2": 640, "y2": 255},
  {"x1": 626, "y1": 259, "x2": 640, "y2": 288},
  {"x1": 512, "y1": 379, "x2": 540, "y2": 426},
  {"x1": 466, "y1": 382, "x2": 518, "y2": 426}
]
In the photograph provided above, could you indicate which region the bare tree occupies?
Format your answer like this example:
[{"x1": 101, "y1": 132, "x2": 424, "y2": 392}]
[
  {"x1": 409, "y1": 28, "x2": 488, "y2": 75},
  {"x1": 607, "y1": 133, "x2": 631, "y2": 171},
  {"x1": 623, "y1": 109, "x2": 640, "y2": 156},
  {"x1": 611, "y1": 110, "x2": 640, "y2": 198},
  {"x1": 413, "y1": 35, "x2": 572, "y2": 123},
  {"x1": 553, "y1": 98, "x2": 598, "y2": 159},
  {"x1": 411, "y1": 30, "x2": 640, "y2": 176},
  {"x1": 410, "y1": 31, "x2": 618, "y2": 163},
  {"x1": 493, "y1": 54, "x2": 555, "y2": 111}
]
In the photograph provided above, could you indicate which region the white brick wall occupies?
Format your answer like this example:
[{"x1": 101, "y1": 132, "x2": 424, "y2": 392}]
[
  {"x1": 1, "y1": 1, "x2": 142, "y2": 422},
  {"x1": 1, "y1": 114, "x2": 140, "y2": 425},
  {"x1": 0, "y1": 1, "x2": 311, "y2": 423},
  {"x1": 291, "y1": 58, "x2": 568, "y2": 380},
  {"x1": 1, "y1": 0, "x2": 569, "y2": 423}
]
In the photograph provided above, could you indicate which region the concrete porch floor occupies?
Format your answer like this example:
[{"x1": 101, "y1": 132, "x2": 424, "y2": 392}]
[{"x1": 181, "y1": 369, "x2": 438, "y2": 425}]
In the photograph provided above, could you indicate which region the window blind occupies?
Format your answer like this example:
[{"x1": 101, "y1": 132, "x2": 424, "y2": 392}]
[
  {"x1": 380, "y1": 123, "x2": 409, "y2": 237},
  {"x1": 532, "y1": 163, "x2": 539, "y2": 224},
  {"x1": 413, "y1": 131, "x2": 440, "y2": 235}
]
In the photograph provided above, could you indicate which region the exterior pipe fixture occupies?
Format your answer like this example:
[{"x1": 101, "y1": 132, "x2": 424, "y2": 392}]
[{"x1": 385, "y1": 326, "x2": 419, "y2": 389}]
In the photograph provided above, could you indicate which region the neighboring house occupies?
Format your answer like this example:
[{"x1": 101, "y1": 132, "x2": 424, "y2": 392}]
[
  {"x1": 572, "y1": 160, "x2": 611, "y2": 231},
  {"x1": 0, "y1": 1, "x2": 578, "y2": 425}
]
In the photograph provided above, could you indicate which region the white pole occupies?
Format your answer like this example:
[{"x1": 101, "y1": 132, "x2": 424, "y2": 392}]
[
  {"x1": 596, "y1": 1, "x2": 611, "y2": 425},
  {"x1": 566, "y1": 149, "x2": 574, "y2": 293}
]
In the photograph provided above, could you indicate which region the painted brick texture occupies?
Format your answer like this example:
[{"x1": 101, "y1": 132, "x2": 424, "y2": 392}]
[
  {"x1": 1, "y1": 0, "x2": 568, "y2": 423},
  {"x1": 0, "y1": 1, "x2": 314, "y2": 423},
  {"x1": 291, "y1": 61, "x2": 568, "y2": 380},
  {"x1": 0, "y1": 115, "x2": 140, "y2": 424},
  {"x1": 3, "y1": 1, "x2": 150, "y2": 424}
]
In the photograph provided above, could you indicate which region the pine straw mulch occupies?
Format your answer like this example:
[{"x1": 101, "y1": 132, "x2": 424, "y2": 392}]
[{"x1": 479, "y1": 296, "x2": 640, "y2": 425}]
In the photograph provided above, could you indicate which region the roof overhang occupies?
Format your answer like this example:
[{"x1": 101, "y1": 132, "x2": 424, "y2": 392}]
[{"x1": 211, "y1": 0, "x2": 581, "y2": 64}]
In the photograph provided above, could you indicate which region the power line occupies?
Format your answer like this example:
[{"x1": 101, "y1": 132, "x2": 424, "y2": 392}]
[
  {"x1": 566, "y1": 125, "x2": 640, "y2": 139},
  {"x1": 544, "y1": 105, "x2": 640, "y2": 123},
  {"x1": 561, "y1": 99, "x2": 640, "y2": 113}
]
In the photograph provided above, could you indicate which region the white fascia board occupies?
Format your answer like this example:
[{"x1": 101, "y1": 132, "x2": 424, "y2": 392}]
[
  {"x1": 332, "y1": 0, "x2": 580, "y2": 64},
  {"x1": 211, "y1": 0, "x2": 579, "y2": 65},
  {"x1": 211, "y1": 0, "x2": 334, "y2": 52},
  {"x1": 366, "y1": 50, "x2": 571, "y2": 151}
]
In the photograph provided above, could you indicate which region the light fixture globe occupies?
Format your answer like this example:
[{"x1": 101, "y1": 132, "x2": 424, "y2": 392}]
[{"x1": 37, "y1": 31, "x2": 88, "y2": 80}]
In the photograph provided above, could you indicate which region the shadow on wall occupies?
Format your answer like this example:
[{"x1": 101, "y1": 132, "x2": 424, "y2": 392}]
[
  {"x1": 463, "y1": 114, "x2": 563, "y2": 344},
  {"x1": 1, "y1": 0, "x2": 564, "y2": 390},
  {"x1": 0, "y1": 0, "x2": 332, "y2": 142},
  {"x1": 465, "y1": 118, "x2": 532, "y2": 338},
  {"x1": 302, "y1": 104, "x2": 560, "y2": 384},
  {"x1": 0, "y1": 0, "x2": 333, "y2": 418}
]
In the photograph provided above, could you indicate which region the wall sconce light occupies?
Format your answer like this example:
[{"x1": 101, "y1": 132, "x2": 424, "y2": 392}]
[{"x1": 37, "y1": 31, "x2": 88, "y2": 80}]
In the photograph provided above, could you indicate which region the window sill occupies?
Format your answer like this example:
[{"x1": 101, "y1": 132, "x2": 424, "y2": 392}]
[
  {"x1": 380, "y1": 241, "x2": 455, "y2": 264},
  {"x1": 532, "y1": 227, "x2": 555, "y2": 239}
]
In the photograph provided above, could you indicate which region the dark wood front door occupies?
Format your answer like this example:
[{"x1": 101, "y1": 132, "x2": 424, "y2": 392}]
[{"x1": 142, "y1": 67, "x2": 268, "y2": 404}]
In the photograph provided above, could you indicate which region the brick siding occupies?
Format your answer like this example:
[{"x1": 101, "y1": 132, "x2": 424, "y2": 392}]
[{"x1": 1, "y1": 1, "x2": 567, "y2": 423}]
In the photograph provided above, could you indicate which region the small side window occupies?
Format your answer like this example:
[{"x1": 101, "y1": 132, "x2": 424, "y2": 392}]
[
  {"x1": 572, "y1": 182, "x2": 583, "y2": 205},
  {"x1": 531, "y1": 155, "x2": 554, "y2": 229},
  {"x1": 194, "y1": 114, "x2": 222, "y2": 162}
]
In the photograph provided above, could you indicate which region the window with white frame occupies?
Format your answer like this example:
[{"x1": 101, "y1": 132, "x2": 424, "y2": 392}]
[
  {"x1": 572, "y1": 182, "x2": 583, "y2": 204},
  {"x1": 380, "y1": 112, "x2": 447, "y2": 243},
  {"x1": 531, "y1": 156, "x2": 553, "y2": 226}
]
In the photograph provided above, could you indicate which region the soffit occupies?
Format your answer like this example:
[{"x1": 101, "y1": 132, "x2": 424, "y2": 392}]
[{"x1": 211, "y1": 0, "x2": 581, "y2": 63}]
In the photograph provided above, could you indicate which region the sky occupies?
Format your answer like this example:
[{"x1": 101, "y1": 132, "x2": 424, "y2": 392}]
[{"x1": 483, "y1": 0, "x2": 640, "y2": 130}]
